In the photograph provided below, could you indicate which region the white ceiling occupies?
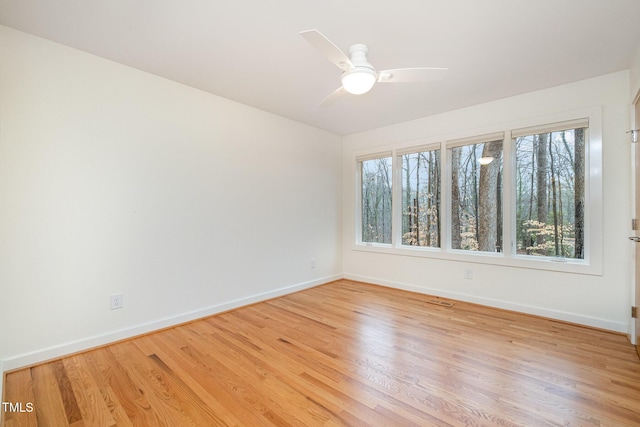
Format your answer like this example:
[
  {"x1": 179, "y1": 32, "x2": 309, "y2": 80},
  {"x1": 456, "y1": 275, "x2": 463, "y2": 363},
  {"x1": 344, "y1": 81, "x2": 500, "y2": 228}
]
[{"x1": 1, "y1": 0, "x2": 639, "y2": 135}]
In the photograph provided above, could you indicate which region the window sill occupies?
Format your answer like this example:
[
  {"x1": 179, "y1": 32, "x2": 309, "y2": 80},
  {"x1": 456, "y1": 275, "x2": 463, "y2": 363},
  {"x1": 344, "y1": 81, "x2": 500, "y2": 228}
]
[{"x1": 352, "y1": 243, "x2": 600, "y2": 276}]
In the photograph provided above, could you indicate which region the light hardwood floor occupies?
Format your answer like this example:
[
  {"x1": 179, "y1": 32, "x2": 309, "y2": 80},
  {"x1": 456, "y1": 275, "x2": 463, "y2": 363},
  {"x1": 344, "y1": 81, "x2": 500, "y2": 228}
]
[{"x1": 3, "y1": 279, "x2": 640, "y2": 426}]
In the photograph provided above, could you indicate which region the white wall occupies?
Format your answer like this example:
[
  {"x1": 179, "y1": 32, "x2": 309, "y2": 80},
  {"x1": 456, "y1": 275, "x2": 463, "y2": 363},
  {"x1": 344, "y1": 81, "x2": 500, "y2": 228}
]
[
  {"x1": 630, "y1": 42, "x2": 640, "y2": 100},
  {"x1": 0, "y1": 26, "x2": 343, "y2": 372},
  {"x1": 343, "y1": 71, "x2": 632, "y2": 333}
]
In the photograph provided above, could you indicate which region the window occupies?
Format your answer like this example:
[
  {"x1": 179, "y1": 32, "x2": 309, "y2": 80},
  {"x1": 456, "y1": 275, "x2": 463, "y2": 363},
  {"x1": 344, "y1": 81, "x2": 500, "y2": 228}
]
[
  {"x1": 360, "y1": 155, "x2": 392, "y2": 244},
  {"x1": 354, "y1": 111, "x2": 601, "y2": 274},
  {"x1": 401, "y1": 147, "x2": 441, "y2": 247},
  {"x1": 513, "y1": 120, "x2": 587, "y2": 259},
  {"x1": 449, "y1": 137, "x2": 503, "y2": 252}
]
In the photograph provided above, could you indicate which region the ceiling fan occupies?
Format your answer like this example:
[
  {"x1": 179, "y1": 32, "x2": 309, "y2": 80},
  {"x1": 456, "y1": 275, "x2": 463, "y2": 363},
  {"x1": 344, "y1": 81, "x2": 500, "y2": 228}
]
[{"x1": 300, "y1": 29, "x2": 448, "y2": 107}]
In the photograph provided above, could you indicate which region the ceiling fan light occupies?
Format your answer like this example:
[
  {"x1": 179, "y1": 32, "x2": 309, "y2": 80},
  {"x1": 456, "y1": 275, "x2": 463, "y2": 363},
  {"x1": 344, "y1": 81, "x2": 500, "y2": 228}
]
[
  {"x1": 478, "y1": 157, "x2": 494, "y2": 165},
  {"x1": 341, "y1": 68, "x2": 377, "y2": 95}
]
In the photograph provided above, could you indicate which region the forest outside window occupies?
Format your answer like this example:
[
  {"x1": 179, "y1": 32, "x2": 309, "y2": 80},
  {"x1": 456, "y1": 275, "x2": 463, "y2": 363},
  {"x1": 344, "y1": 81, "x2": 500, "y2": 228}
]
[
  {"x1": 401, "y1": 146, "x2": 441, "y2": 248},
  {"x1": 513, "y1": 120, "x2": 587, "y2": 259},
  {"x1": 449, "y1": 136, "x2": 503, "y2": 253},
  {"x1": 360, "y1": 154, "x2": 393, "y2": 244},
  {"x1": 354, "y1": 111, "x2": 600, "y2": 273}
]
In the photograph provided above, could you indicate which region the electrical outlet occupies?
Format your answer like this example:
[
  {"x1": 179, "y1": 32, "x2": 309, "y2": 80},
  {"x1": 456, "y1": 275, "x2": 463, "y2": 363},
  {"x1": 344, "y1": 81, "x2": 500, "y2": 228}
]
[
  {"x1": 464, "y1": 269, "x2": 473, "y2": 280},
  {"x1": 310, "y1": 258, "x2": 316, "y2": 268},
  {"x1": 110, "y1": 293, "x2": 123, "y2": 310}
]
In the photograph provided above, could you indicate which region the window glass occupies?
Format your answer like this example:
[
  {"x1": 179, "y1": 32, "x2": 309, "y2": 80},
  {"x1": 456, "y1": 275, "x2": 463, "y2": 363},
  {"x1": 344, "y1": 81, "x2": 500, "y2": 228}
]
[
  {"x1": 401, "y1": 149, "x2": 441, "y2": 247},
  {"x1": 515, "y1": 128, "x2": 586, "y2": 259},
  {"x1": 361, "y1": 157, "x2": 392, "y2": 244},
  {"x1": 450, "y1": 140, "x2": 503, "y2": 252}
]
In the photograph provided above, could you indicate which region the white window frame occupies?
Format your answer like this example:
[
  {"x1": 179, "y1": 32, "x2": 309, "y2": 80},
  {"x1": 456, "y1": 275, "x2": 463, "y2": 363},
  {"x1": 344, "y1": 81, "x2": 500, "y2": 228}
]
[
  {"x1": 510, "y1": 118, "x2": 591, "y2": 264},
  {"x1": 445, "y1": 132, "x2": 506, "y2": 255},
  {"x1": 353, "y1": 107, "x2": 603, "y2": 275},
  {"x1": 356, "y1": 151, "x2": 393, "y2": 247},
  {"x1": 398, "y1": 143, "x2": 443, "y2": 249}
]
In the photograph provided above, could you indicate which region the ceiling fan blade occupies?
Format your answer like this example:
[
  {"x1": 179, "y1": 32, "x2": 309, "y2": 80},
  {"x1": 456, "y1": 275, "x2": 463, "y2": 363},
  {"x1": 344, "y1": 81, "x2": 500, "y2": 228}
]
[
  {"x1": 319, "y1": 86, "x2": 348, "y2": 108},
  {"x1": 378, "y1": 67, "x2": 448, "y2": 83},
  {"x1": 300, "y1": 29, "x2": 353, "y2": 72}
]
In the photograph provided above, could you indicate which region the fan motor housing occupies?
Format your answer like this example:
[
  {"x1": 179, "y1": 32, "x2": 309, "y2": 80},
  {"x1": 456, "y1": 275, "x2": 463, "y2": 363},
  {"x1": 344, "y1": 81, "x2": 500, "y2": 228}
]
[{"x1": 349, "y1": 44, "x2": 374, "y2": 70}]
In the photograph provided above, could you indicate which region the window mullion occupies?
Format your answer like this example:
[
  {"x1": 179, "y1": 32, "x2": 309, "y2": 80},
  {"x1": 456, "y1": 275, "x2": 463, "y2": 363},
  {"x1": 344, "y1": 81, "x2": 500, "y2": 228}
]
[
  {"x1": 355, "y1": 158, "x2": 363, "y2": 244},
  {"x1": 441, "y1": 142, "x2": 451, "y2": 251},
  {"x1": 392, "y1": 151, "x2": 402, "y2": 247},
  {"x1": 502, "y1": 129, "x2": 514, "y2": 258}
]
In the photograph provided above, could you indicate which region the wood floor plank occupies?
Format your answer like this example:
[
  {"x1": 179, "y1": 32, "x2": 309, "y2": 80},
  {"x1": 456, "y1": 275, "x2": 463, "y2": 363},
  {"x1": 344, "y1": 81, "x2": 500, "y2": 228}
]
[
  {"x1": 264, "y1": 293, "x2": 543, "y2": 424},
  {"x1": 91, "y1": 346, "x2": 161, "y2": 426},
  {"x1": 62, "y1": 355, "x2": 117, "y2": 427},
  {"x1": 75, "y1": 350, "x2": 133, "y2": 427},
  {"x1": 173, "y1": 321, "x2": 338, "y2": 426},
  {"x1": 3, "y1": 369, "x2": 37, "y2": 427},
  {"x1": 194, "y1": 316, "x2": 386, "y2": 426},
  {"x1": 224, "y1": 306, "x2": 466, "y2": 425},
  {"x1": 29, "y1": 364, "x2": 70, "y2": 427},
  {"x1": 134, "y1": 334, "x2": 246, "y2": 426},
  {"x1": 221, "y1": 296, "x2": 552, "y2": 426},
  {"x1": 50, "y1": 360, "x2": 82, "y2": 426},
  {"x1": 163, "y1": 325, "x2": 293, "y2": 426},
  {"x1": 3, "y1": 279, "x2": 640, "y2": 426},
  {"x1": 108, "y1": 341, "x2": 208, "y2": 426}
]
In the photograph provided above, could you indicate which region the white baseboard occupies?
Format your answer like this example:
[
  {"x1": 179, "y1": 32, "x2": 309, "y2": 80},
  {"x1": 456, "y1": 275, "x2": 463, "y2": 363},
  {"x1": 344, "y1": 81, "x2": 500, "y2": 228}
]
[
  {"x1": 1, "y1": 274, "x2": 341, "y2": 372},
  {"x1": 344, "y1": 273, "x2": 628, "y2": 333}
]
